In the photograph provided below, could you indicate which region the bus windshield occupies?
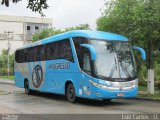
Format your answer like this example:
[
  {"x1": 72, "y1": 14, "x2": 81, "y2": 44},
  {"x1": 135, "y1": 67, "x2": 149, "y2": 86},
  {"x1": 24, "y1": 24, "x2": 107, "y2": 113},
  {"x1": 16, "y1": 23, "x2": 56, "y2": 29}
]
[{"x1": 91, "y1": 40, "x2": 136, "y2": 81}]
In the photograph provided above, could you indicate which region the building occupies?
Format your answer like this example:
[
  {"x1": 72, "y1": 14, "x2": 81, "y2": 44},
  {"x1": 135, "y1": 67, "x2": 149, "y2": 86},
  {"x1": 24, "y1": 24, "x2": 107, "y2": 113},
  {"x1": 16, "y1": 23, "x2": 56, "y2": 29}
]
[{"x1": 0, "y1": 15, "x2": 52, "y2": 53}]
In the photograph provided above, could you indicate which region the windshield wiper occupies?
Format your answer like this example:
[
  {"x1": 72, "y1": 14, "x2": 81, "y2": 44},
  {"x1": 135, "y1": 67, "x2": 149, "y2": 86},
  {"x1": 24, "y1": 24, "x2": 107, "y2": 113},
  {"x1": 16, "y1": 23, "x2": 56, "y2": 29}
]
[
  {"x1": 121, "y1": 63, "x2": 131, "y2": 79},
  {"x1": 109, "y1": 56, "x2": 117, "y2": 78},
  {"x1": 96, "y1": 75, "x2": 113, "y2": 81}
]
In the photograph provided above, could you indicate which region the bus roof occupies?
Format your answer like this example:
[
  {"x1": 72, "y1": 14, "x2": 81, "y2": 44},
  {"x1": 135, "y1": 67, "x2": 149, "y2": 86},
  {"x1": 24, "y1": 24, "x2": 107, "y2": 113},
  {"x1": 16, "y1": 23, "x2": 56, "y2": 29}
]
[
  {"x1": 41, "y1": 30, "x2": 128, "y2": 43},
  {"x1": 18, "y1": 30, "x2": 129, "y2": 50}
]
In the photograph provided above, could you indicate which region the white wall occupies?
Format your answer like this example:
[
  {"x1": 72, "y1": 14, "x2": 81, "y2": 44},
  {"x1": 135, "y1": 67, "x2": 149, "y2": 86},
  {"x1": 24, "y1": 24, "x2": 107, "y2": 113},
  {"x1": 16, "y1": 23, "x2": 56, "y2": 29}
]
[
  {"x1": 0, "y1": 21, "x2": 24, "y2": 53},
  {"x1": 0, "y1": 21, "x2": 23, "y2": 34},
  {"x1": 0, "y1": 16, "x2": 52, "y2": 54}
]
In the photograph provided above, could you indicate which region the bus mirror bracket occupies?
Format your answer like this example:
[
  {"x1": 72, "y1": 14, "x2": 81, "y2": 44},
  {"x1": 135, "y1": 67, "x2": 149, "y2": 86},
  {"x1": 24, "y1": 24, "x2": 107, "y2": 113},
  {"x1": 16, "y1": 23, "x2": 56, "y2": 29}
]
[
  {"x1": 80, "y1": 44, "x2": 96, "y2": 61},
  {"x1": 133, "y1": 46, "x2": 146, "y2": 60}
]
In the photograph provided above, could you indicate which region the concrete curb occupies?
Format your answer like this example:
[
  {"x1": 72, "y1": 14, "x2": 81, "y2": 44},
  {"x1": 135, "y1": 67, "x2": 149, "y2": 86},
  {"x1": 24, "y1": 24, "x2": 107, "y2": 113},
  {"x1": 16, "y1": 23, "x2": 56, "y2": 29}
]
[{"x1": 0, "y1": 79, "x2": 15, "y2": 85}]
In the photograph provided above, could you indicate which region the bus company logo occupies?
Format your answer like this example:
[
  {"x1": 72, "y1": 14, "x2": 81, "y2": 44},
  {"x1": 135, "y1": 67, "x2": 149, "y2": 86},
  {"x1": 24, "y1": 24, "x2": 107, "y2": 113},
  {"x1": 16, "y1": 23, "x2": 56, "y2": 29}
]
[{"x1": 32, "y1": 65, "x2": 43, "y2": 88}]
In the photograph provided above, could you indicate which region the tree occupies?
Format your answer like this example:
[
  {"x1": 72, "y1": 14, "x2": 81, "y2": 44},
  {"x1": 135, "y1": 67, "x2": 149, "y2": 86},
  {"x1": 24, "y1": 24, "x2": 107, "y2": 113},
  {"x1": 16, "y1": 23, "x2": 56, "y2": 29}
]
[
  {"x1": 97, "y1": 0, "x2": 160, "y2": 93},
  {"x1": 1, "y1": 0, "x2": 48, "y2": 16},
  {"x1": 33, "y1": 28, "x2": 62, "y2": 42},
  {"x1": 32, "y1": 24, "x2": 90, "y2": 42},
  {"x1": 0, "y1": 49, "x2": 14, "y2": 76}
]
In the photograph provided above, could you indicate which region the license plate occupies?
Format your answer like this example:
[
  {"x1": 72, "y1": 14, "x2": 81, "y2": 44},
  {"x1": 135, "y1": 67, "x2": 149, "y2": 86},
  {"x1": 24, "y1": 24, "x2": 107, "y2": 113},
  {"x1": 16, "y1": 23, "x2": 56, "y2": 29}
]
[{"x1": 117, "y1": 93, "x2": 124, "y2": 97}]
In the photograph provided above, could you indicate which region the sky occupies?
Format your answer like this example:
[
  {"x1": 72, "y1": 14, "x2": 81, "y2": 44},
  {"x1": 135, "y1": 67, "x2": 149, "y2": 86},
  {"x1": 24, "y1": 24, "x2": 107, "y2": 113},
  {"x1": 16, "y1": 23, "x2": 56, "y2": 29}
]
[{"x1": 0, "y1": 0, "x2": 105, "y2": 30}]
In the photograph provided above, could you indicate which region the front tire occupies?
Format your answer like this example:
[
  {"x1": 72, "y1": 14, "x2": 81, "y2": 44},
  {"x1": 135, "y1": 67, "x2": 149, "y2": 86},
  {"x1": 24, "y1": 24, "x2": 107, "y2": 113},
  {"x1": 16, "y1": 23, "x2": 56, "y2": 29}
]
[
  {"x1": 66, "y1": 83, "x2": 76, "y2": 102},
  {"x1": 24, "y1": 80, "x2": 31, "y2": 95}
]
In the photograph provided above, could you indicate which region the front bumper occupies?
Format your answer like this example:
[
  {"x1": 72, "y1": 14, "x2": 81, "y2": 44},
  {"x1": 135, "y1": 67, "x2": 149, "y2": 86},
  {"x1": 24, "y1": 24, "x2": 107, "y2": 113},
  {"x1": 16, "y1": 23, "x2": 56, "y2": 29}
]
[{"x1": 91, "y1": 86, "x2": 138, "y2": 99}]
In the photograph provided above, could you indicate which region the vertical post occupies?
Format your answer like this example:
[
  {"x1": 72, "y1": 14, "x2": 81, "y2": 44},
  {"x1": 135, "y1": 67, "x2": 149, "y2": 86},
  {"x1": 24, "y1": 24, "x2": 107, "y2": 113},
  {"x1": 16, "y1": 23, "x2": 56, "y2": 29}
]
[
  {"x1": 147, "y1": 0, "x2": 154, "y2": 94},
  {"x1": 147, "y1": 36, "x2": 154, "y2": 94},
  {"x1": 147, "y1": 27, "x2": 154, "y2": 94},
  {"x1": 147, "y1": 69, "x2": 154, "y2": 94}
]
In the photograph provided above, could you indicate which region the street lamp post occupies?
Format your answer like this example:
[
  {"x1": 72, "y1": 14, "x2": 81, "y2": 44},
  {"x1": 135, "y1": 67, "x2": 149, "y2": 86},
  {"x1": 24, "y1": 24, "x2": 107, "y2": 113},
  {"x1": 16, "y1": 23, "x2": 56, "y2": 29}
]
[{"x1": 4, "y1": 31, "x2": 14, "y2": 77}]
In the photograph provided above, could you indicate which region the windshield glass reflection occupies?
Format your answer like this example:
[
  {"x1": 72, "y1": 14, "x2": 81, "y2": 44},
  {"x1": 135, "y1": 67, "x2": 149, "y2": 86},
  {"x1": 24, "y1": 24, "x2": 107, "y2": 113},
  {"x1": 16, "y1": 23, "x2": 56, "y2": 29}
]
[{"x1": 91, "y1": 40, "x2": 136, "y2": 80}]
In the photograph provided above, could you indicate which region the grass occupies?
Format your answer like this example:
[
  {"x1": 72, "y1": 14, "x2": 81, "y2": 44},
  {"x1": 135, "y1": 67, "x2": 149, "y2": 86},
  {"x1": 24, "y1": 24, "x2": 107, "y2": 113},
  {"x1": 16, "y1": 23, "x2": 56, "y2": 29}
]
[
  {"x1": 0, "y1": 75, "x2": 14, "y2": 80},
  {"x1": 138, "y1": 85, "x2": 160, "y2": 99},
  {"x1": 139, "y1": 93, "x2": 160, "y2": 99},
  {"x1": 139, "y1": 85, "x2": 147, "y2": 92}
]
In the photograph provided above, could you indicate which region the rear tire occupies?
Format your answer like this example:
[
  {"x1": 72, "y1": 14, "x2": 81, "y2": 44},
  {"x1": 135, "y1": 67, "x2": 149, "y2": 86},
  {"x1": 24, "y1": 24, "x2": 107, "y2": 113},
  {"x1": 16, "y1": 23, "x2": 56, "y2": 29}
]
[
  {"x1": 24, "y1": 80, "x2": 31, "y2": 95},
  {"x1": 66, "y1": 83, "x2": 76, "y2": 102}
]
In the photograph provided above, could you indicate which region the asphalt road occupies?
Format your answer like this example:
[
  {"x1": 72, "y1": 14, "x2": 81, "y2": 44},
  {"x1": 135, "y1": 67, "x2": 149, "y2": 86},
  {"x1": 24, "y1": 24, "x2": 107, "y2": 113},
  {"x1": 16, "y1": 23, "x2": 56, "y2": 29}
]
[{"x1": 0, "y1": 83, "x2": 160, "y2": 114}]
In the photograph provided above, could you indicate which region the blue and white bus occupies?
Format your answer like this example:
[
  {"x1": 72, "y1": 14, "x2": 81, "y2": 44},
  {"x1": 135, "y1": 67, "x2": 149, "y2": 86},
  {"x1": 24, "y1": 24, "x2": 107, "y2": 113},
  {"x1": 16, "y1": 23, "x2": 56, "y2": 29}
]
[{"x1": 15, "y1": 30, "x2": 146, "y2": 102}]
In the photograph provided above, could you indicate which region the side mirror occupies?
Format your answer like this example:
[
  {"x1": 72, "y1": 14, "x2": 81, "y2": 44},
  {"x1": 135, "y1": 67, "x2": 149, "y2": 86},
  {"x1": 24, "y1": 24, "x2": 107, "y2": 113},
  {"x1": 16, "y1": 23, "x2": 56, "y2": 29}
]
[
  {"x1": 80, "y1": 44, "x2": 96, "y2": 61},
  {"x1": 133, "y1": 46, "x2": 146, "y2": 60}
]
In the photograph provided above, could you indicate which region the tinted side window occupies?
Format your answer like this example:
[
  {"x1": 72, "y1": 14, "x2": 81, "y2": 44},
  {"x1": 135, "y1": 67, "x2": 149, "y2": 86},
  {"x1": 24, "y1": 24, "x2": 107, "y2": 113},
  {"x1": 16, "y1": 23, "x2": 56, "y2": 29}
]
[
  {"x1": 73, "y1": 37, "x2": 89, "y2": 53},
  {"x1": 33, "y1": 45, "x2": 45, "y2": 61},
  {"x1": 46, "y1": 43, "x2": 51, "y2": 60},
  {"x1": 59, "y1": 39, "x2": 73, "y2": 62},
  {"x1": 46, "y1": 42, "x2": 58, "y2": 60},
  {"x1": 23, "y1": 49, "x2": 28, "y2": 62},
  {"x1": 15, "y1": 49, "x2": 27, "y2": 63},
  {"x1": 39, "y1": 45, "x2": 45, "y2": 61},
  {"x1": 15, "y1": 50, "x2": 20, "y2": 63},
  {"x1": 65, "y1": 40, "x2": 73, "y2": 61},
  {"x1": 28, "y1": 47, "x2": 34, "y2": 62},
  {"x1": 53, "y1": 42, "x2": 59, "y2": 59},
  {"x1": 73, "y1": 37, "x2": 89, "y2": 68},
  {"x1": 20, "y1": 50, "x2": 25, "y2": 63},
  {"x1": 16, "y1": 39, "x2": 73, "y2": 62},
  {"x1": 46, "y1": 39, "x2": 73, "y2": 62},
  {"x1": 33, "y1": 47, "x2": 38, "y2": 61}
]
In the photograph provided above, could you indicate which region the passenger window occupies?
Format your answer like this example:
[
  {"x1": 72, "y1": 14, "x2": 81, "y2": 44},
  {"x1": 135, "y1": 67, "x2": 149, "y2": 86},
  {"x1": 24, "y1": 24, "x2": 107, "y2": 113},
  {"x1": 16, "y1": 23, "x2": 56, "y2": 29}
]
[
  {"x1": 40, "y1": 45, "x2": 45, "y2": 61},
  {"x1": 45, "y1": 39, "x2": 73, "y2": 62},
  {"x1": 53, "y1": 42, "x2": 59, "y2": 59},
  {"x1": 33, "y1": 47, "x2": 38, "y2": 61},
  {"x1": 73, "y1": 37, "x2": 89, "y2": 69},
  {"x1": 28, "y1": 48, "x2": 34, "y2": 62},
  {"x1": 15, "y1": 50, "x2": 21, "y2": 63},
  {"x1": 36, "y1": 45, "x2": 45, "y2": 61},
  {"x1": 19, "y1": 50, "x2": 24, "y2": 63},
  {"x1": 23, "y1": 49, "x2": 28, "y2": 62},
  {"x1": 58, "y1": 40, "x2": 73, "y2": 62},
  {"x1": 46, "y1": 44, "x2": 51, "y2": 60},
  {"x1": 65, "y1": 40, "x2": 73, "y2": 61}
]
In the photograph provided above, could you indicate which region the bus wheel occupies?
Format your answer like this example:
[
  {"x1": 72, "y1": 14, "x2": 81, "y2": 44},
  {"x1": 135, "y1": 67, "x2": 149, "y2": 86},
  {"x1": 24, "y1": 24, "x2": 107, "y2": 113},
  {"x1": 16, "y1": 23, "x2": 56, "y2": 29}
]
[
  {"x1": 24, "y1": 81, "x2": 31, "y2": 95},
  {"x1": 66, "y1": 83, "x2": 76, "y2": 102}
]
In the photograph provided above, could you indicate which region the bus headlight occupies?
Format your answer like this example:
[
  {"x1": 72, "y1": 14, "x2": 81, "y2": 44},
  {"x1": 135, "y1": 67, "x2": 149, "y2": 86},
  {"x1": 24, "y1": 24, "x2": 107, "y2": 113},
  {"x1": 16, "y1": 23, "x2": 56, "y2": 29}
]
[
  {"x1": 131, "y1": 80, "x2": 138, "y2": 86},
  {"x1": 89, "y1": 80, "x2": 137, "y2": 91},
  {"x1": 89, "y1": 80, "x2": 108, "y2": 89}
]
